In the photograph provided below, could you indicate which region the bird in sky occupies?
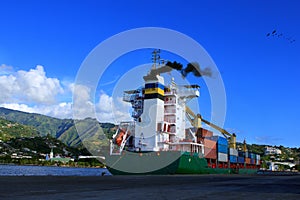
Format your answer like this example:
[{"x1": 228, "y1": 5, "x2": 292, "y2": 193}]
[{"x1": 266, "y1": 29, "x2": 296, "y2": 43}]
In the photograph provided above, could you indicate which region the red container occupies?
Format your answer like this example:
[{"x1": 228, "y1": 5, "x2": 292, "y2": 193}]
[
  {"x1": 204, "y1": 138, "x2": 217, "y2": 159},
  {"x1": 204, "y1": 138, "x2": 217, "y2": 148},
  {"x1": 245, "y1": 158, "x2": 251, "y2": 164},
  {"x1": 201, "y1": 128, "x2": 213, "y2": 137},
  {"x1": 204, "y1": 147, "x2": 217, "y2": 159}
]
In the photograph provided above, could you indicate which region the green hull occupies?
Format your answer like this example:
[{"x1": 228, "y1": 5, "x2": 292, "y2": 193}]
[
  {"x1": 106, "y1": 151, "x2": 258, "y2": 175},
  {"x1": 176, "y1": 152, "x2": 233, "y2": 174}
]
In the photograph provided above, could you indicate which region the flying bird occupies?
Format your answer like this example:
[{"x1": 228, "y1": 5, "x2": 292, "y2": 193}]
[
  {"x1": 266, "y1": 30, "x2": 278, "y2": 37},
  {"x1": 266, "y1": 29, "x2": 296, "y2": 44}
]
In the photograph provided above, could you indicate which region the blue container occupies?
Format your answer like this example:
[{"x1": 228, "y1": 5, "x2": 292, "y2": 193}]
[
  {"x1": 238, "y1": 151, "x2": 245, "y2": 157},
  {"x1": 238, "y1": 156, "x2": 245, "y2": 163},
  {"x1": 217, "y1": 136, "x2": 228, "y2": 145},
  {"x1": 251, "y1": 159, "x2": 255, "y2": 165},
  {"x1": 208, "y1": 136, "x2": 228, "y2": 146},
  {"x1": 238, "y1": 151, "x2": 249, "y2": 158},
  {"x1": 229, "y1": 155, "x2": 237, "y2": 163},
  {"x1": 217, "y1": 144, "x2": 228, "y2": 154},
  {"x1": 248, "y1": 152, "x2": 255, "y2": 159}
]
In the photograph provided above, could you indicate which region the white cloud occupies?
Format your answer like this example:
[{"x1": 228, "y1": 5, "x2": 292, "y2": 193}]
[
  {"x1": 0, "y1": 64, "x2": 71, "y2": 119},
  {"x1": 0, "y1": 65, "x2": 131, "y2": 122},
  {"x1": 0, "y1": 65, "x2": 63, "y2": 104},
  {"x1": 96, "y1": 92, "x2": 131, "y2": 123},
  {"x1": 98, "y1": 92, "x2": 113, "y2": 113},
  {"x1": 0, "y1": 64, "x2": 14, "y2": 75},
  {"x1": 71, "y1": 84, "x2": 95, "y2": 119},
  {"x1": 0, "y1": 103, "x2": 36, "y2": 113},
  {"x1": 0, "y1": 74, "x2": 18, "y2": 102},
  {"x1": 0, "y1": 102, "x2": 73, "y2": 119}
]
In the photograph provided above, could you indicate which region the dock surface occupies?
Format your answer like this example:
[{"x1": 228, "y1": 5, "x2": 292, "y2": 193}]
[{"x1": 1, "y1": 174, "x2": 300, "y2": 199}]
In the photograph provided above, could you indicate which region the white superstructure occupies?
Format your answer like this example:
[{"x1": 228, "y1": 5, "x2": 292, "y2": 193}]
[{"x1": 110, "y1": 52, "x2": 203, "y2": 156}]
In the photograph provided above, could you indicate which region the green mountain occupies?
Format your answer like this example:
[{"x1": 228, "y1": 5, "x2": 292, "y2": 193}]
[
  {"x1": 0, "y1": 118, "x2": 39, "y2": 141},
  {"x1": 0, "y1": 107, "x2": 117, "y2": 149},
  {"x1": 6, "y1": 135, "x2": 85, "y2": 157}
]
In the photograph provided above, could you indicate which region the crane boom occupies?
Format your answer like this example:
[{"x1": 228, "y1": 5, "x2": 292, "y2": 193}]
[
  {"x1": 185, "y1": 106, "x2": 237, "y2": 149},
  {"x1": 201, "y1": 118, "x2": 231, "y2": 139},
  {"x1": 201, "y1": 118, "x2": 237, "y2": 149},
  {"x1": 185, "y1": 106, "x2": 201, "y2": 128}
]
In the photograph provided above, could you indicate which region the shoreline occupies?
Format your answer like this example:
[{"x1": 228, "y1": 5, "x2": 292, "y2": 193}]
[{"x1": 0, "y1": 162, "x2": 105, "y2": 169}]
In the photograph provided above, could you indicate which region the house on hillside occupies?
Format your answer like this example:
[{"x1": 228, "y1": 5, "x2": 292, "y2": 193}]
[{"x1": 264, "y1": 146, "x2": 282, "y2": 155}]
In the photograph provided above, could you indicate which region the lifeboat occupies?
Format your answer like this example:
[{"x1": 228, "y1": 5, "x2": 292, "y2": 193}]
[{"x1": 115, "y1": 129, "x2": 130, "y2": 146}]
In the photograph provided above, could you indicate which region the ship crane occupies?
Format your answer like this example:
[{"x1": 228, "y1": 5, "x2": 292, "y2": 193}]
[{"x1": 185, "y1": 106, "x2": 237, "y2": 149}]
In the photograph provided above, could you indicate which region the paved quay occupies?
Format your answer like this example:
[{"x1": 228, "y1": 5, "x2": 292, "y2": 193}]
[{"x1": 0, "y1": 174, "x2": 300, "y2": 200}]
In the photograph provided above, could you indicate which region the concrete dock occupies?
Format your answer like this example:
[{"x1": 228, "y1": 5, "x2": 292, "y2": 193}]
[{"x1": 0, "y1": 174, "x2": 299, "y2": 199}]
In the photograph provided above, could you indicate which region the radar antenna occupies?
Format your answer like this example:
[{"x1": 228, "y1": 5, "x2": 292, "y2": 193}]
[{"x1": 151, "y1": 49, "x2": 161, "y2": 69}]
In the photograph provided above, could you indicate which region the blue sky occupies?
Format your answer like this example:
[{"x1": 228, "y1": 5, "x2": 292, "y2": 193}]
[{"x1": 0, "y1": 0, "x2": 300, "y2": 147}]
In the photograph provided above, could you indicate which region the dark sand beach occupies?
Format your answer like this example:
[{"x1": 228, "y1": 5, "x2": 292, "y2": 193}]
[{"x1": 0, "y1": 174, "x2": 300, "y2": 199}]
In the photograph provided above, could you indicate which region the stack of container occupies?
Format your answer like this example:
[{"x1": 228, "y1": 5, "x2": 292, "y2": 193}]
[
  {"x1": 203, "y1": 138, "x2": 217, "y2": 159},
  {"x1": 209, "y1": 136, "x2": 228, "y2": 162},
  {"x1": 196, "y1": 128, "x2": 213, "y2": 143},
  {"x1": 229, "y1": 148, "x2": 238, "y2": 163},
  {"x1": 249, "y1": 153, "x2": 256, "y2": 165},
  {"x1": 237, "y1": 156, "x2": 245, "y2": 164},
  {"x1": 238, "y1": 151, "x2": 245, "y2": 164},
  {"x1": 201, "y1": 128, "x2": 213, "y2": 137},
  {"x1": 256, "y1": 154, "x2": 261, "y2": 165},
  {"x1": 245, "y1": 158, "x2": 251, "y2": 164},
  {"x1": 196, "y1": 128, "x2": 217, "y2": 160}
]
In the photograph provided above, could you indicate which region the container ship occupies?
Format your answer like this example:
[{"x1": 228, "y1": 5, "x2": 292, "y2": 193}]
[{"x1": 106, "y1": 50, "x2": 261, "y2": 175}]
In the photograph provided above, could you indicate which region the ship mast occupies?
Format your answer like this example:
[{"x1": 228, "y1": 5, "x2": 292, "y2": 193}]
[{"x1": 151, "y1": 49, "x2": 160, "y2": 69}]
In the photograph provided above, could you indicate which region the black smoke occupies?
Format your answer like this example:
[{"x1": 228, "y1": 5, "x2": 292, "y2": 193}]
[{"x1": 166, "y1": 61, "x2": 212, "y2": 78}]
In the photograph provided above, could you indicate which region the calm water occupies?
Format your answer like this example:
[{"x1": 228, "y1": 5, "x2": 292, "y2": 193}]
[{"x1": 0, "y1": 164, "x2": 111, "y2": 176}]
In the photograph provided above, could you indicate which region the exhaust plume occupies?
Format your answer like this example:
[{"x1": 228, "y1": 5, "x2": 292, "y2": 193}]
[{"x1": 166, "y1": 61, "x2": 212, "y2": 78}]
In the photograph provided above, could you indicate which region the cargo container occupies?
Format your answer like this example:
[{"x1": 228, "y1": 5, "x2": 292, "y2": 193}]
[
  {"x1": 229, "y1": 148, "x2": 238, "y2": 156},
  {"x1": 237, "y1": 156, "x2": 245, "y2": 163},
  {"x1": 229, "y1": 155, "x2": 237, "y2": 163},
  {"x1": 245, "y1": 158, "x2": 251, "y2": 164},
  {"x1": 201, "y1": 128, "x2": 213, "y2": 138},
  {"x1": 238, "y1": 151, "x2": 248, "y2": 158},
  {"x1": 218, "y1": 152, "x2": 228, "y2": 162},
  {"x1": 256, "y1": 159, "x2": 261, "y2": 165},
  {"x1": 256, "y1": 154, "x2": 260, "y2": 160},
  {"x1": 238, "y1": 151, "x2": 245, "y2": 157},
  {"x1": 208, "y1": 136, "x2": 228, "y2": 145},
  {"x1": 204, "y1": 147, "x2": 217, "y2": 159},
  {"x1": 203, "y1": 138, "x2": 217, "y2": 159},
  {"x1": 247, "y1": 152, "x2": 252, "y2": 158},
  {"x1": 256, "y1": 154, "x2": 261, "y2": 166},
  {"x1": 250, "y1": 159, "x2": 255, "y2": 165},
  {"x1": 217, "y1": 144, "x2": 228, "y2": 154},
  {"x1": 248, "y1": 153, "x2": 256, "y2": 159},
  {"x1": 238, "y1": 157, "x2": 245, "y2": 164},
  {"x1": 203, "y1": 138, "x2": 216, "y2": 148}
]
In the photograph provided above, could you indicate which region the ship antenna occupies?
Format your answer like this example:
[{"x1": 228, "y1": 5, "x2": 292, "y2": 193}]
[{"x1": 151, "y1": 49, "x2": 161, "y2": 69}]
